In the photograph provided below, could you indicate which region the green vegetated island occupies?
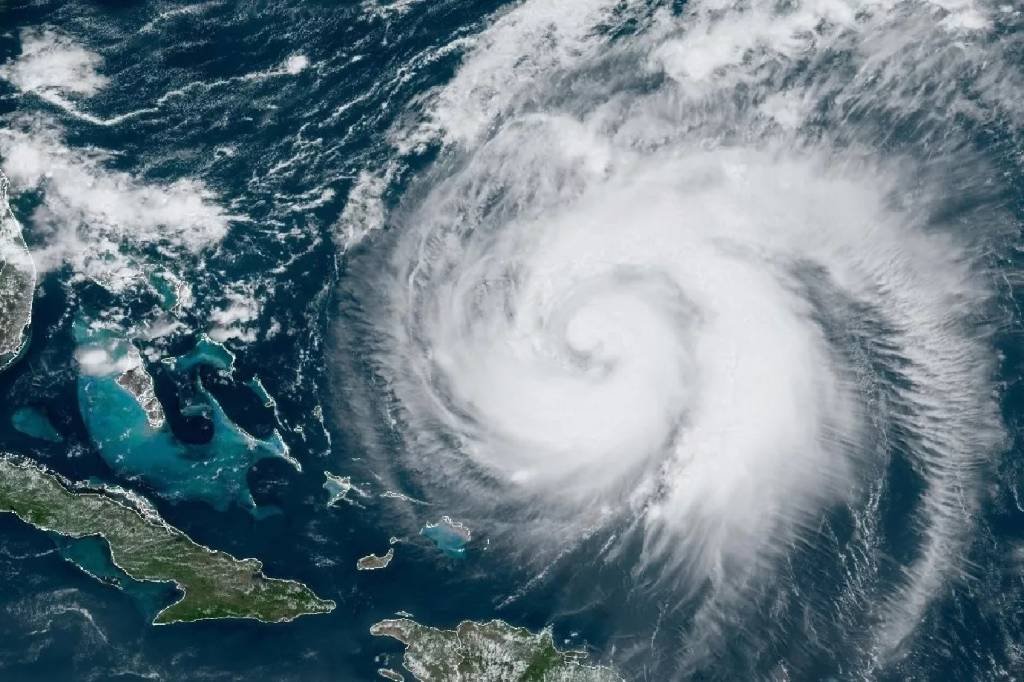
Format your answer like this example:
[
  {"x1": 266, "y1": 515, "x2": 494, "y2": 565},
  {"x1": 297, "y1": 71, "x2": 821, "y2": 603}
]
[
  {"x1": 0, "y1": 455, "x2": 335, "y2": 624},
  {"x1": 371, "y1": 618, "x2": 623, "y2": 681},
  {"x1": 3, "y1": 170, "x2": 613, "y2": 674}
]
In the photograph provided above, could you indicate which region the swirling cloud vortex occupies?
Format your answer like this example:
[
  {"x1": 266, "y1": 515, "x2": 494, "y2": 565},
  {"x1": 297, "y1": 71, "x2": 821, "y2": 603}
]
[{"x1": 341, "y1": 0, "x2": 1017, "y2": 667}]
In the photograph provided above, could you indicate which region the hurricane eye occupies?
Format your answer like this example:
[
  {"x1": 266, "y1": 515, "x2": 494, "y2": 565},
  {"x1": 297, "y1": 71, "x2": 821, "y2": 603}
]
[{"x1": 332, "y1": 0, "x2": 1016, "y2": 677}]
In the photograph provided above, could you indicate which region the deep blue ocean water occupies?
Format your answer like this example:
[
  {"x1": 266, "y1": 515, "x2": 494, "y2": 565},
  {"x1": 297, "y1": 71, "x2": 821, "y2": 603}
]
[
  {"x1": 0, "y1": 1, "x2": 1022, "y2": 680},
  {"x1": 0, "y1": 2, "x2": 529, "y2": 680}
]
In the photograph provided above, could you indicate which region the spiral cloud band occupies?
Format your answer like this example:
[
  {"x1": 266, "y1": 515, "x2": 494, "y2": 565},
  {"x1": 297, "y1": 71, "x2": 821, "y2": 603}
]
[{"x1": 338, "y1": 0, "x2": 1019, "y2": 673}]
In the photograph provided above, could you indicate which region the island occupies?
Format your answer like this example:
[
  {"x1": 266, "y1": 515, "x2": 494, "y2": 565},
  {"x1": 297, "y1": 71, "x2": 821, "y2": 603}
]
[
  {"x1": 0, "y1": 454, "x2": 336, "y2": 624},
  {"x1": 0, "y1": 170, "x2": 36, "y2": 373},
  {"x1": 357, "y1": 547, "x2": 395, "y2": 571},
  {"x1": 74, "y1": 325, "x2": 300, "y2": 515},
  {"x1": 421, "y1": 516, "x2": 472, "y2": 558},
  {"x1": 116, "y1": 359, "x2": 167, "y2": 429},
  {"x1": 370, "y1": 617, "x2": 623, "y2": 681},
  {"x1": 324, "y1": 470, "x2": 367, "y2": 507}
]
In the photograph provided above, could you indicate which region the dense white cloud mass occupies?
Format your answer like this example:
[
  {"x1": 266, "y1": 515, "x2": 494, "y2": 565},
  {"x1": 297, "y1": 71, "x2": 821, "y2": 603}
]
[
  {"x1": 339, "y1": 0, "x2": 1020, "y2": 671},
  {"x1": 0, "y1": 29, "x2": 234, "y2": 292}
]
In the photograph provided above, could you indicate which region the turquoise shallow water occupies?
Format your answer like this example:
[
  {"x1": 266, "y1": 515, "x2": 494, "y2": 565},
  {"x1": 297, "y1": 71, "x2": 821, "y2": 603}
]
[
  {"x1": 74, "y1": 321, "x2": 292, "y2": 515},
  {"x1": 10, "y1": 407, "x2": 61, "y2": 443},
  {"x1": 421, "y1": 518, "x2": 471, "y2": 559},
  {"x1": 0, "y1": 3, "x2": 525, "y2": 679},
  {"x1": 0, "y1": 1, "x2": 1022, "y2": 680}
]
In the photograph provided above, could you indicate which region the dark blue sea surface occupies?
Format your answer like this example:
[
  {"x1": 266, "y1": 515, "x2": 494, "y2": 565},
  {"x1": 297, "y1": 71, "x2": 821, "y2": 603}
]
[
  {"x1": 0, "y1": 1, "x2": 1022, "y2": 681},
  {"x1": 0, "y1": 2, "x2": 524, "y2": 680}
]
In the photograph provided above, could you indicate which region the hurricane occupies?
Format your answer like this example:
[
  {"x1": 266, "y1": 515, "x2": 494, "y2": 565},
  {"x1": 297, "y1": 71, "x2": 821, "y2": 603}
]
[
  {"x1": 0, "y1": 0, "x2": 1021, "y2": 679},
  {"x1": 334, "y1": 0, "x2": 1022, "y2": 677}
]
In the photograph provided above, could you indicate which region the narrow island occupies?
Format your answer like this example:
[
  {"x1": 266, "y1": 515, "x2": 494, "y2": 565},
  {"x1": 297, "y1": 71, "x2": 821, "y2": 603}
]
[
  {"x1": 357, "y1": 547, "x2": 394, "y2": 571},
  {"x1": 116, "y1": 360, "x2": 166, "y2": 429},
  {"x1": 0, "y1": 455, "x2": 335, "y2": 624},
  {"x1": 370, "y1": 617, "x2": 623, "y2": 681},
  {"x1": 0, "y1": 170, "x2": 36, "y2": 373}
]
